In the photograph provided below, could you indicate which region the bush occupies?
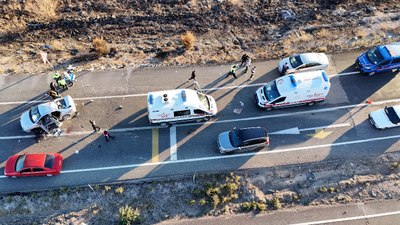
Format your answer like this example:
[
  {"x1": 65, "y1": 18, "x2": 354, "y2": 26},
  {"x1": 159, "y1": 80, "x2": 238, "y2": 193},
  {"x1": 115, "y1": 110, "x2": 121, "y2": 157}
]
[
  {"x1": 199, "y1": 198, "x2": 207, "y2": 206},
  {"x1": 181, "y1": 31, "x2": 196, "y2": 50},
  {"x1": 271, "y1": 197, "x2": 282, "y2": 210},
  {"x1": 211, "y1": 194, "x2": 220, "y2": 209},
  {"x1": 318, "y1": 187, "x2": 328, "y2": 193},
  {"x1": 24, "y1": 0, "x2": 59, "y2": 22},
  {"x1": 115, "y1": 187, "x2": 124, "y2": 194},
  {"x1": 118, "y1": 205, "x2": 141, "y2": 225},
  {"x1": 92, "y1": 37, "x2": 109, "y2": 56}
]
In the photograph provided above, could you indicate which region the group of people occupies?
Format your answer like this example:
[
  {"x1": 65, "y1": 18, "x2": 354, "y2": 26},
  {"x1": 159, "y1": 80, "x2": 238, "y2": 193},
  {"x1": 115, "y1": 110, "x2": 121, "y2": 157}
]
[{"x1": 226, "y1": 54, "x2": 256, "y2": 80}]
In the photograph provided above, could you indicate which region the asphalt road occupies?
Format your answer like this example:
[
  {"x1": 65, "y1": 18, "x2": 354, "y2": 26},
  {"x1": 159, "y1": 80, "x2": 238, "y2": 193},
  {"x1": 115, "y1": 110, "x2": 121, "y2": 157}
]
[
  {"x1": 0, "y1": 50, "x2": 399, "y2": 194},
  {"x1": 158, "y1": 200, "x2": 400, "y2": 225}
]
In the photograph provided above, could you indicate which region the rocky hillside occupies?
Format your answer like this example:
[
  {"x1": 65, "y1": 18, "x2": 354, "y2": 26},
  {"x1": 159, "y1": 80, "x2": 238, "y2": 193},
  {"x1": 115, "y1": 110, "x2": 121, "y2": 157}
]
[{"x1": 0, "y1": 0, "x2": 399, "y2": 75}]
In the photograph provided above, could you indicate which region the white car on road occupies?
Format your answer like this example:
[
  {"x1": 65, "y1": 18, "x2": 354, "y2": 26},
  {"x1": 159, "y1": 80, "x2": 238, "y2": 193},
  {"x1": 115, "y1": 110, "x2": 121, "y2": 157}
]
[
  {"x1": 278, "y1": 53, "x2": 329, "y2": 75},
  {"x1": 368, "y1": 105, "x2": 400, "y2": 129},
  {"x1": 20, "y1": 95, "x2": 77, "y2": 134}
]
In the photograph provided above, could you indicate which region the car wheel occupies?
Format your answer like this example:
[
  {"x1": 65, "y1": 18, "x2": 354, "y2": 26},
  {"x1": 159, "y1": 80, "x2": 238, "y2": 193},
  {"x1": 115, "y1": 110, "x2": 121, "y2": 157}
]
[
  {"x1": 203, "y1": 117, "x2": 210, "y2": 122},
  {"x1": 160, "y1": 122, "x2": 169, "y2": 127},
  {"x1": 46, "y1": 174, "x2": 53, "y2": 177},
  {"x1": 265, "y1": 107, "x2": 273, "y2": 111},
  {"x1": 368, "y1": 71, "x2": 375, "y2": 76},
  {"x1": 307, "y1": 102, "x2": 316, "y2": 106},
  {"x1": 61, "y1": 114, "x2": 71, "y2": 121}
]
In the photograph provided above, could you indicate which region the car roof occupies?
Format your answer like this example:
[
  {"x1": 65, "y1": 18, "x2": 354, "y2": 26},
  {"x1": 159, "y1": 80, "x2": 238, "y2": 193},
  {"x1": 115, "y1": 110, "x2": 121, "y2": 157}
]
[
  {"x1": 23, "y1": 154, "x2": 46, "y2": 168},
  {"x1": 384, "y1": 44, "x2": 400, "y2": 58},
  {"x1": 38, "y1": 102, "x2": 59, "y2": 115},
  {"x1": 299, "y1": 53, "x2": 327, "y2": 64},
  {"x1": 238, "y1": 127, "x2": 267, "y2": 140}
]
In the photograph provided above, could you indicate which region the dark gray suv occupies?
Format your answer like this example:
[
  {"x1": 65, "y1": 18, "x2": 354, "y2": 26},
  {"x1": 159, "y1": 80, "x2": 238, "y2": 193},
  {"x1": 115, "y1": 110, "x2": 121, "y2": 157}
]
[{"x1": 217, "y1": 127, "x2": 270, "y2": 154}]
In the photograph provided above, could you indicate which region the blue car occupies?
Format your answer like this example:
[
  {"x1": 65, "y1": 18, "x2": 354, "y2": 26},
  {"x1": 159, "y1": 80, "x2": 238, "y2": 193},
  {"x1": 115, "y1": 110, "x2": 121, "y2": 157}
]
[{"x1": 355, "y1": 43, "x2": 400, "y2": 75}]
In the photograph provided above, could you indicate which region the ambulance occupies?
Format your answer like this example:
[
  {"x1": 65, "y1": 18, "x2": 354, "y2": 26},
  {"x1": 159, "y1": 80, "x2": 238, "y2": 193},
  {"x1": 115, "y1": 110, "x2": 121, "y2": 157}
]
[
  {"x1": 255, "y1": 70, "x2": 330, "y2": 110},
  {"x1": 147, "y1": 89, "x2": 218, "y2": 125}
]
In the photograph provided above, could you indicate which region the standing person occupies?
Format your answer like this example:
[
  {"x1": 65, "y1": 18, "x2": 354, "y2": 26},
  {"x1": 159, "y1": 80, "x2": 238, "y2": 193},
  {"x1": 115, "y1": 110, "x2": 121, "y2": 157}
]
[
  {"x1": 52, "y1": 72, "x2": 61, "y2": 82},
  {"x1": 57, "y1": 78, "x2": 68, "y2": 90},
  {"x1": 226, "y1": 65, "x2": 238, "y2": 79},
  {"x1": 89, "y1": 120, "x2": 101, "y2": 132},
  {"x1": 281, "y1": 62, "x2": 289, "y2": 76},
  {"x1": 50, "y1": 82, "x2": 57, "y2": 92},
  {"x1": 249, "y1": 66, "x2": 256, "y2": 80},
  {"x1": 185, "y1": 71, "x2": 196, "y2": 84},
  {"x1": 103, "y1": 130, "x2": 114, "y2": 142},
  {"x1": 244, "y1": 57, "x2": 252, "y2": 74},
  {"x1": 48, "y1": 90, "x2": 60, "y2": 99},
  {"x1": 240, "y1": 54, "x2": 249, "y2": 67}
]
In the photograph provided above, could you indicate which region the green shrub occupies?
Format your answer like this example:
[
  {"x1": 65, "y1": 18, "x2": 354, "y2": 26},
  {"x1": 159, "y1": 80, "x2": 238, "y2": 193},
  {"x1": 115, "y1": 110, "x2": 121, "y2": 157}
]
[
  {"x1": 256, "y1": 202, "x2": 267, "y2": 211},
  {"x1": 189, "y1": 199, "x2": 196, "y2": 205},
  {"x1": 241, "y1": 202, "x2": 252, "y2": 211},
  {"x1": 199, "y1": 198, "x2": 207, "y2": 206},
  {"x1": 271, "y1": 197, "x2": 282, "y2": 210},
  {"x1": 211, "y1": 194, "x2": 220, "y2": 209},
  {"x1": 115, "y1": 187, "x2": 124, "y2": 194},
  {"x1": 118, "y1": 205, "x2": 141, "y2": 225},
  {"x1": 328, "y1": 187, "x2": 336, "y2": 193},
  {"x1": 318, "y1": 187, "x2": 328, "y2": 193}
]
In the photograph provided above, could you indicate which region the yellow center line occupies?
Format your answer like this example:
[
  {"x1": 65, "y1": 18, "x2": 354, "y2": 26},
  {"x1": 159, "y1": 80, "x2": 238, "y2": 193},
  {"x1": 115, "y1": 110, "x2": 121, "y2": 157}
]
[{"x1": 152, "y1": 128, "x2": 159, "y2": 162}]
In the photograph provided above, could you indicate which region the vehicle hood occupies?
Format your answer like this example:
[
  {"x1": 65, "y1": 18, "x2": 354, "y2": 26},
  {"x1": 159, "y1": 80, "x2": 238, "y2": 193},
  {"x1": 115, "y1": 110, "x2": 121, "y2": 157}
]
[
  {"x1": 4, "y1": 155, "x2": 19, "y2": 175},
  {"x1": 357, "y1": 53, "x2": 374, "y2": 68},
  {"x1": 218, "y1": 131, "x2": 235, "y2": 153},
  {"x1": 20, "y1": 110, "x2": 35, "y2": 132},
  {"x1": 369, "y1": 109, "x2": 394, "y2": 129}
]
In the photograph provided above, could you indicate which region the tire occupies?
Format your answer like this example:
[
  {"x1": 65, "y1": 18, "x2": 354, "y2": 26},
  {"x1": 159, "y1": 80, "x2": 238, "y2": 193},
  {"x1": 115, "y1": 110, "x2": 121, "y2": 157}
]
[
  {"x1": 265, "y1": 107, "x2": 273, "y2": 111},
  {"x1": 307, "y1": 102, "x2": 316, "y2": 106},
  {"x1": 160, "y1": 122, "x2": 169, "y2": 127},
  {"x1": 203, "y1": 117, "x2": 210, "y2": 122},
  {"x1": 62, "y1": 114, "x2": 71, "y2": 121},
  {"x1": 368, "y1": 71, "x2": 375, "y2": 76}
]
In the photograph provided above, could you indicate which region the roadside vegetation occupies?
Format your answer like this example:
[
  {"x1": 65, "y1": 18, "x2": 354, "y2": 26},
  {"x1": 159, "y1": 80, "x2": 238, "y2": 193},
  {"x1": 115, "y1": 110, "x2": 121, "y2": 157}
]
[{"x1": 0, "y1": 154, "x2": 399, "y2": 224}]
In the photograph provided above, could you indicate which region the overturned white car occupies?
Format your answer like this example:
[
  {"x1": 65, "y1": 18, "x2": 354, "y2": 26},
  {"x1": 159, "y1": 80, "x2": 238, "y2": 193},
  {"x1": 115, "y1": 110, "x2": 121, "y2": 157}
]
[
  {"x1": 20, "y1": 95, "x2": 77, "y2": 135},
  {"x1": 368, "y1": 105, "x2": 400, "y2": 130}
]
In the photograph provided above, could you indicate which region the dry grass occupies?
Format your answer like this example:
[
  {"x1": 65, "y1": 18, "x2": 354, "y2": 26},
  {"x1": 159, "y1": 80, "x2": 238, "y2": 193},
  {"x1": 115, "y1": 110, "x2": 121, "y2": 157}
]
[
  {"x1": 50, "y1": 40, "x2": 65, "y2": 51},
  {"x1": 181, "y1": 31, "x2": 196, "y2": 50},
  {"x1": 92, "y1": 38, "x2": 109, "y2": 56},
  {"x1": 24, "y1": 0, "x2": 59, "y2": 22},
  {"x1": 316, "y1": 29, "x2": 330, "y2": 38}
]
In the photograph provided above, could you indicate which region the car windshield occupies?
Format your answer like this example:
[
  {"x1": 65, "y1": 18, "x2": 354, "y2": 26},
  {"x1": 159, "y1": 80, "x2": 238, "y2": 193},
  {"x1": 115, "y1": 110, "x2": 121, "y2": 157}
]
[
  {"x1": 384, "y1": 107, "x2": 400, "y2": 124},
  {"x1": 29, "y1": 106, "x2": 41, "y2": 123},
  {"x1": 15, "y1": 155, "x2": 27, "y2": 172},
  {"x1": 44, "y1": 154, "x2": 55, "y2": 169},
  {"x1": 197, "y1": 93, "x2": 210, "y2": 110},
  {"x1": 289, "y1": 55, "x2": 303, "y2": 68},
  {"x1": 366, "y1": 47, "x2": 384, "y2": 65},
  {"x1": 229, "y1": 130, "x2": 243, "y2": 147},
  {"x1": 263, "y1": 81, "x2": 281, "y2": 102}
]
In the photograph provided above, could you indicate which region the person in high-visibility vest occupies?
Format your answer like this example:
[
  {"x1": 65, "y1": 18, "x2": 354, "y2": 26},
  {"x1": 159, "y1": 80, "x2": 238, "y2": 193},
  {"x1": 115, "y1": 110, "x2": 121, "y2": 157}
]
[
  {"x1": 52, "y1": 72, "x2": 61, "y2": 81},
  {"x1": 226, "y1": 65, "x2": 238, "y2": 79},
  {"x1": 57, "y1": 78, "x2": 68, "y2": 90}
]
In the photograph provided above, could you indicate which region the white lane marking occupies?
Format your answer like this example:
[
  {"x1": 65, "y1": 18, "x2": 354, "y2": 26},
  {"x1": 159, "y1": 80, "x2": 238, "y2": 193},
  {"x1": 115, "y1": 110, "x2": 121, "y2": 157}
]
[
  {"x1": 299, "y1": 123, "x2": 350, "y2": 132},
  {"x1": 289, "y1": 210, "x2": 400, "y2": 225},
  {"x1": 49, "y1": 133, "x2": 400, "y2": 174},
  {"x1": 327, "y1": 71, "x2": 360, "y2": 78},
  {"x1": 0, "y1": 135, "x2": 36, "y2": 140},
  {"x1": 270, "y1": 123, "x2": 350, "y2": 135},
  {"x1": 0, "y1": 71, "x2": 361, "y2": 106},
  {"x1": 170, "y1": 126, "x2": 177, "y2": 161}
]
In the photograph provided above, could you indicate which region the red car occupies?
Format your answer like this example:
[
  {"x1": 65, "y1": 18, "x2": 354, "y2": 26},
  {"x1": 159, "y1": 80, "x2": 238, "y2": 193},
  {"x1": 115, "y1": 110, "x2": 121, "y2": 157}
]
[{"x1": 4, "y1": 153, "x2": 63, "y2": 177}]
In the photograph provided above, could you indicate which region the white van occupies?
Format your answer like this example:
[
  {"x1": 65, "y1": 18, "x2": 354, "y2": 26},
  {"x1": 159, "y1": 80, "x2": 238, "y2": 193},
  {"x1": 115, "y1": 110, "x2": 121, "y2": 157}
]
[
  {"x1": 147, "y1": 89, "x2": 217, "y2": 125},
  {"x1": 255, "y1": 70, "x2": 330, "y2": 110}
]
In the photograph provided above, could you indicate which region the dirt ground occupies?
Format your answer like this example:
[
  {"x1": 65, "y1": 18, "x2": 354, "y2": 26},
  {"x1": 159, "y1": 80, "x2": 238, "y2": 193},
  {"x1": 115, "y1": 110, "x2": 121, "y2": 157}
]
[
  {"x1": 0, "y1": 0, "x2": 399, "y2": 75},
  {"x1": 0, "y1": 153, "x2": 399, "y2": 224},
  {"x1": 1, "y1": 1, "x2": 400, "y2": 224}
]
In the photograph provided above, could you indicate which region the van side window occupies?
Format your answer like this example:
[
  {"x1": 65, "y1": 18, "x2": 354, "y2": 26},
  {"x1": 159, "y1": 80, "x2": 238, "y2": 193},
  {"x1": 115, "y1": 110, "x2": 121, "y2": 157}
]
[
  {"x1": 194, "y1": 109, "x2": 205, "y2": 115},
  {"x1": 271, "y1": 97, "x2": 286, "y2": 104},
  {"x1": 393, "y1": 58, "x2": 400, "y2": 64},
  {"x1": 174, "y1": 110, "x2": 191, "y2": 117},
  {"x1": 379, "y1": 60, "x2": 391, "y2": 66}
]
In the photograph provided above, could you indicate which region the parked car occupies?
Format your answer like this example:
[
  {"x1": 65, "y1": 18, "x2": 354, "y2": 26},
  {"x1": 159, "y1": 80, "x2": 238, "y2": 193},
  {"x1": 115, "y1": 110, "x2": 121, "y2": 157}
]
[
  {"x1": 20, "y1": 95, "x2": 77, "y2": 134},
  {"x1": 217, "y1": 127, "x2": 269, "y2": 154},
  {"x1": 368, "y1": 105, "x2": 400, "y2": 129},
  {"x1": 355, "y1": 42, "x2": 400, "y2": 75},
  {"x1": 278, "y1": 53, "x2": 329, "y2": 75},
  {"x1": 4, "y1": 153, "x2": 63, "y2": 177}
]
